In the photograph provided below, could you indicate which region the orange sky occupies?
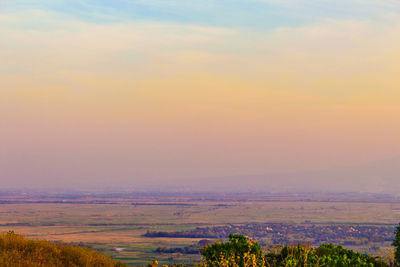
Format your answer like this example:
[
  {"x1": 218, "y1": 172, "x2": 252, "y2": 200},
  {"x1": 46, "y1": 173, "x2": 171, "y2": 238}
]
[{"x1": 1, "y1": 2, "x2": 399, "y2": 191}]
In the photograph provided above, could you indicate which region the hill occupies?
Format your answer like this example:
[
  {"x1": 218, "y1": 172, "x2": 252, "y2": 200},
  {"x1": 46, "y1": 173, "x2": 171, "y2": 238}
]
[{"x1": 0, "y1": 231, "x2": 126, "y2": 267}]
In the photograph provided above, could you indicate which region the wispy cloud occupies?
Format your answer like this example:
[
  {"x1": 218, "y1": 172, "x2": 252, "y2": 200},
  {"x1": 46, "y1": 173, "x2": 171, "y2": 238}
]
[
  {"x1": 3, "y1": 0, "x2": 399, "y2": 29},
  {"x1": 1, "y1": 1, "x2": 400, "y2": 189}
]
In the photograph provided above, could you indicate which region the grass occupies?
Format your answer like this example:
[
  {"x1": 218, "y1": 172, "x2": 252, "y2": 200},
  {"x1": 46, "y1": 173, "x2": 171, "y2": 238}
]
[{"x1": 0, "y1": 231, "x2": 127, "y2": 267}]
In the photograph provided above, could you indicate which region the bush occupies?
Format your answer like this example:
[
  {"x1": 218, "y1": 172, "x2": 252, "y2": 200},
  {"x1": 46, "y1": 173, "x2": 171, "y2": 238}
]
[
  {"x1": 199, "y1": 234, "x2": 389, "y2": 267},
  {"x1": 201, "y1": 234, "x2": 264, "y2": 266},
  {"x1": 265, "y1": 243, "x2": 387, "y2": 266}
]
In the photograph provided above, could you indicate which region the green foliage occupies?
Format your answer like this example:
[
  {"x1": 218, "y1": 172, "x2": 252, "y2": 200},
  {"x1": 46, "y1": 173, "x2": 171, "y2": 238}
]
[
  {"x1": 392, "y1": 223, "x2": 400, "y2": 265},
  {"x1": 316, "y1": 243, "x2": 384, "y2": 266},
  {"x1": 201, "y1": 234, "x2": 264, "y2": 266},
  {"x1": 265, "y1": 243, "x2": 388, "y2": 267},
  {"x1": 0, "y1": 231, "x2": 127, "y2": 267},
  {"x1": 199, "y1": 235, "x2": 389, "y2": 267}
]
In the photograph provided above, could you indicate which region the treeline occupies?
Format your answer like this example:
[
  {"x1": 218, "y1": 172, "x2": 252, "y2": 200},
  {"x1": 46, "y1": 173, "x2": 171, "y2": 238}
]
[
  {"x1": 144, "y1": 223, "x2": 395, "y2": 245},
  {"x1": 155, "y1": 240, "x2": 211, "y2": 255},
  {"x1": 144, "y1": 228, "x2": 217, "y2": 238},
  {"x1": 155, "y1": 246, "x2": 199, "y2": 255},
  {"x1": 0, "y1": 231, "x2": 126, "y2": 267}
]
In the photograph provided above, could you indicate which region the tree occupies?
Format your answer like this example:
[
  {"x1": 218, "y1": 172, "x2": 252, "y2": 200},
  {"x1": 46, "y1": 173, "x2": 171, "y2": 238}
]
[
  {"x1": 393, "y1": 223, "x2": 400, "y2": 265},
  {"x1": 201, "y1": 234, "x2": 264, "y2": 266}
]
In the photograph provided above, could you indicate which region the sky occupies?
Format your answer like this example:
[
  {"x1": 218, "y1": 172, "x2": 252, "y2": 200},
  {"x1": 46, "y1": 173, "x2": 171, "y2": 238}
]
[{"x1": 1, "y1": 0, "x2": 399, "y2": 192}]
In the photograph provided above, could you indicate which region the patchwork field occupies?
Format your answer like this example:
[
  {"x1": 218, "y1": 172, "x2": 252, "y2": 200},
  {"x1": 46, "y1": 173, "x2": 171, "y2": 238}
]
[{"x1": 1, "y1": 192, "x2": 400, "y2": 266}]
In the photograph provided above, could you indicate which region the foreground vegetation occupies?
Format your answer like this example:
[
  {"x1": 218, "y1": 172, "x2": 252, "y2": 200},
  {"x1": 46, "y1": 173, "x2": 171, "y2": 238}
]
[
  {"x1": 202, "y1": 234, "x2": 391, "y2": 266},
  {"x1": 147, "y1": 234, "x2": 396, "y2": 266},
  {"x1": 0, "y1": 231, "x2": 126, "y2": 267}
]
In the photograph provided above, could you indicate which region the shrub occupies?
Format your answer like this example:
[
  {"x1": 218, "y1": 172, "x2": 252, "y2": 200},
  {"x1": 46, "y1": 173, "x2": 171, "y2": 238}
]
[
  {"x1": 200, "y1": 234, "x2": 264, "y2": 266},
  {"x1": 199, "y1": 234, "x2": 389, "y2": 267}
]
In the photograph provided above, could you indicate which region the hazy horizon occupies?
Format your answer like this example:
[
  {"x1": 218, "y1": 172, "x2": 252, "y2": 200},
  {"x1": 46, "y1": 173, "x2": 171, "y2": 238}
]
[{"x1": 1, "y1": 1, "x2": 399, "y2": 192}]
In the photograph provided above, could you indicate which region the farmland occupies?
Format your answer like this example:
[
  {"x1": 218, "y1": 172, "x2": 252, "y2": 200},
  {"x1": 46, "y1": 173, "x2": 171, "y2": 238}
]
[{"x1": 1, "y1": 191, "x2": 400, "y2": 266}]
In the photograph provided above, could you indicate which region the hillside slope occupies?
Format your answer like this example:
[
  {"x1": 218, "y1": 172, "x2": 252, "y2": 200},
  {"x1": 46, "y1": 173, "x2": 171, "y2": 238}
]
[{"x1": 0, "y1": 231, "x2": 126, "y2": 267}]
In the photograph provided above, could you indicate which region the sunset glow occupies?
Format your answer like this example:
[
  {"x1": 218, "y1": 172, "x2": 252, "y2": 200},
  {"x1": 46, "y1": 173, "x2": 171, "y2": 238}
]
[{"x1": 1, "y1": 0, "x2": 399, "y2": 191}]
